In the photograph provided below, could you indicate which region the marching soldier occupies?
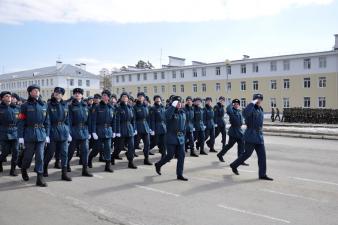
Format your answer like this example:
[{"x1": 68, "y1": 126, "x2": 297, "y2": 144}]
[
  {"x1": 0, "y1": 91, "x2": 20, "y2": 176},
  {"x1": 193, "y1": 97, "x2": 207, "y2": 155},
  {"x1": 155, "y1": 96, "x2": 188, "y2": 181},
  {"x1": 271, "y1": 108, "x2": 275, "y2": 122},
  {"x1": 213, "y1": 96, "x2": 227, "y2": 150},
  {"x1": 149, "y1": 95, "x2": 167, "y2": 159},
  {"x1": 88, "y1": 90, "x2": 114, "y2": 172},
  {"x1": 67, "y1": 88, "x2": 93, "y2": 177},
  {"x1": 43, "y1": 87, "x2": 72, "y2": 181},
  {"x1": 184, "y1": 96, "x2": 198, "y2": 157},
  {"x1": 133, "y1": 92, "x2": 152, "y2": 165},
  {"x1": 204, "y1": 97, "x2": 216, "y2": 153},
  {"x1": 275, "y1": 108, "x2": 281, "y2": 122},
  {"x1": 114, "y1": 92, "x2": 138, "y2": 169},
  {"x1": 18, "y1": 84, "x2": 50, "y2": 187},
  {"x1": 217, "y1": 99, "x2": 248, "y2": 166},
  {"x1": 230, "y1": 94, "x2": 273, "y2": 181}
]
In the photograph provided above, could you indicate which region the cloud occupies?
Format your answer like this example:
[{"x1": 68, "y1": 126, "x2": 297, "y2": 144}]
[{"x1": 0, "y1": 0, "x2": 333, "y2": 24}]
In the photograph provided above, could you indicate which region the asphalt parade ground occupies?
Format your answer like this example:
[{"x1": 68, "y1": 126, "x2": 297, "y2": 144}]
[{"x1": 1, "y1": 135, "x2": 337, "y2": 225}]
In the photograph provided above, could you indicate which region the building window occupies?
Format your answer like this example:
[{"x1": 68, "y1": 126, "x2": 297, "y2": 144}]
[
  {"x1": 180, "y1": 84, "x2": 184, "y2": 92},
  {"x1": 241, "y1": 98, "x2": 246, "y2": 107},
  {"x1": 304, "y1": 58, "x2": 311, "y2": 69},
  {"x1": 137, "y1": 87, "x2": 141, "y2": 93},
  {"x1": 283, "y1": 60, "x2": 290, "y2": 71},
  {"x1": 270, "y1": 61, "x2": 277, "y2": 71},
  {"x1": 202, "y1": 83, "x2": 206, "y2": 92},
  {"x1": 283, "y1": 79, "x2": 290, "y2": 89},
  {"x1": 318, "y1": 77, "x2": 326, "y2": 88},
  {"x1": 122, "y1": 75, "x2": 125, "y2": 82},
  {"x1": 283, "y1": 98, "x2": 290, "y2": 108},
  {"x1": 215, "y1": 67, "x2": 221, "y2": 75},
  {"x1": 41, "y1": 79, "x2": 44, "y2": 86},
  {"x1": 227, "y1": 82, "x2": 231, "y2": 92},
  {"x1": 153, "y1": 86, "x2": 157, "y2": 93},
  {"x1": 122, "y1": 88, "x2": 125, "y2": 92},
  {"x1": 86, "y1": 80, "x2": 90, "y2": 87},
  {"x1": 253, "y1": 80, "x2": 259, "y2": 91},
  {"x1": 270, "y1": 98, "x2": 276, "y2": 108},
  {"x1": 252, "y1": 63, "x2": 259, "y2": 73},
  {"x1": 172, "y1": 71, "x2": 176, "y2": 79},
  {"x1": 240, "y1": 81, "x2": 246, "y2": 91},
  {"x1": 70, "y1": 79, "x2": 74, "y2": 86},
  {"x1": 172, "y1": 85, "x2": 176, "y2": 93},
  {"x1": 226, "y1": 65, "x2": 231, "y2": 75},
  {"x1": 193, "y1": 84, "x2": 198, "y2": 92},
  {"x1": 116, "y1": 76, "x2": 119, "y2": 83},
  {"x1": 319, "y1": 56, "x2": 327, "y2": 68},
  {"x1": 128, "y1": 74, "x2": 132, "y2": 82},
  {"x1": 46, "y1": 79, "x2": 49, "y2": 86},
  {"x1": 161, "y1": 85, "x2": 165, "y2": 93},
  {"x1": 154, "y1": 72, "x2": 158, "y2": 80},
  {"x1": 193, "y1": 69, "x2": 197, "y2": 77},
  {"x1": 78, "y1": 79, "x2": 82, "y2": 86},
  {"x1": 86, "y1": 91, "x2": 90, "y2": 97},
  {"x1": 216, "y1": 83, "x2": 220, "y2": 92},
  {"x1": 143, "y1": 86, "x2": 147, "y2": 93},
  {"x1": 318, "y1": 97, "x2": 326, "y2": 108},
  {"x1": 161, "y1": 72, "x2": 165, "y2": 79},
  {"x1": 137, "y1": 73, "x2": 141, "y2": 81},
  {"x1": 270, "y1": 80, "x2": 277, "y2": 90},
  {"x1": 180, "y1": 70, "x2": 184, "y2": 78},
  {"x1": 202, "y1": 68, "x2": 206, "y2": 76},
  {"x1": 241, "y1": 64, "x2": 246, "y2": 74},
  {"x1": 50, "y1": 79, "x2": 53, "y2": 86},
  {"x1": 304, "y1": 77, "x2": 311, "y2": 88},
  {"x1": 143, "y1": 73, "x2": 147, "y2": 81},
  {"x1": 304, "y1": 97, "x2": 311, "y2": 108}
]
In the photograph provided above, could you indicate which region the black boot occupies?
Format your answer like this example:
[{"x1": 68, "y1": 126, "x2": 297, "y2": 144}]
[
  {"x1": 36, "y1": 173, "x2": 48, "y2": 187},
  {"x1": 209, "y1": 148, "x2": 217, "y2": 153},
  {"x1": 259, "y1": 175, "x2": 273, "y2": 181},
  {"x1": 155, "y1": 163, "x2": 161, "y2": 175},
  {"x1": 217, "y1": 153, "x2": 225, "y2": 162},
  {"x1": 61, "y1": 167, "x2": 72, "y2": 181},
  {"x1": 104, "y1": 161, "x2": 113, "y2": 173},
  {"x1": 54, "y1": 159, "x2": 61, "y2": 169},
  {"x1": 21, "y1": 168, "x2": 29, "y2": 181},
  {"x1": 230, "y1": 165, "x2": 239, "y2": 175},
  {"x1": 82, "y1": 165, "x2": 93, "y2": 177},
  {"x1": 177, "y1": 175, "x2": 188, "y2": 181},
  {"x1": 67, "y1": 164, "x2": 72, "y2": 172},
  {"x1": 128, "y1": 161, "x2": 137, "y2": 169},
  {"x1": 43, "y1": 164, "x2": 48, "y2": 177},
  {"x1": 9, "y1": 162, "x2": 18, "y2": 176},
  {"x1": 0, "y1": 162, "x2": 3, "y2": 173},
  {"x1": 190, "y1": 150, "x2": 199, "y2": 157},
  {"x1": 144, "y1": 156, "x2": 153, "y2": 165}
]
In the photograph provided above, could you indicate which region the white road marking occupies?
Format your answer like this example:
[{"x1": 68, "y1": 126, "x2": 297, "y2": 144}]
[
  {"x1": 260, "y1": 189, "x2": 322, "y2": 202},
  {"x1": 217, "y1": 204, "x2": 291, "y2": 224},
  {"x1": 93, "y1": 174, "x2": 104, "y2": 179},
  {"x1": 290, "y1": 177, "x2": 338, "y2": 187},
  {"x1": 137, "y1": 166, "x2": 154, "y2": 170},
  {"x1": 135, "y1": 185, "x2": 180, "y2": 197}
]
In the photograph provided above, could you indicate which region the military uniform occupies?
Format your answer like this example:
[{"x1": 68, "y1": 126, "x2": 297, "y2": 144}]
[
  {"x1": 213, "y1": 97, "x2": 227, "y2": 148},
  {"x1": 193, "y1": 98, "x2": 206, "y2": 155},
  {"x1": 203, "y1": 98, "x2": 216, "y2": 152},
  {"x1": 184, "y1": 100, "x2": 196, "y2": 156}
]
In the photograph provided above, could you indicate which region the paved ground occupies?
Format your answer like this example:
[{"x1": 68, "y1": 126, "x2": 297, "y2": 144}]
[{"x1": 1, "y1": 136, "x2": 338, "y2": 225}]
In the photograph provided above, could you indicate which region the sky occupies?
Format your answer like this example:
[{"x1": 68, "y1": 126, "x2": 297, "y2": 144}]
[{"x1": 0, "y1": 0, "x2": 338, "y2": 74}]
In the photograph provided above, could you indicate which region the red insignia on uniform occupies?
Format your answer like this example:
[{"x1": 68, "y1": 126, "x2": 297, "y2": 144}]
[{"x1": 18, "y1": 113, "x2": 27, "y2": 120}]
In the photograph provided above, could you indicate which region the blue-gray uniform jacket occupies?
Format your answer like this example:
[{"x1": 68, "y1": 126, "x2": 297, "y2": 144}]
[
  {"x1": 242, "y1": 103, "x2": 264, "y2": 144},
  {"x1": 149, "y1": 103, "x2": 166, "y2": 135},
  {"x1": 68, "y1": 99, "x2": 90, "y2": 140},
  {"x1": 91, "y1": 101, "x2": 114, "y2": 138},
  {"x1": 18, "y1": 97, "x2": 49, "y2": 142},
  {"x1": 47, "y1": 98, "x2": 70, "y2": 142},
  {"x1": 213, "y1": 102, "x2": 226, "y2": 127},
  {"x1": 133, "y1": 102, "x2": 151, "y2": 134},
  {"x1": 226, "y1": 104, "x2": 244, "y2": 139},
  {"x1": 184, "y1": 104, "x2": 194, "y2": 132},
  {"x1": 115, "y1": 102, "x2": 135, "y2": 137},
  {"x1": 193, "y1": 105, "x2": 205, "y2": 131},
  {"x1": 165, "y1": 106, "x2": 186, "y2": 145},
  {"x1": 203, "y1": 105, "x2": 215, "y2": 129},
  {"x1": 0, "y1": 103, "x2": 19, "y2": 140}
]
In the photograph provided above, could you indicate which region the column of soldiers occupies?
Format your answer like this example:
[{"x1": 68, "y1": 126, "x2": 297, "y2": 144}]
[{"x1": 0, "y1": 85, "x2": 273, "y2": 187}]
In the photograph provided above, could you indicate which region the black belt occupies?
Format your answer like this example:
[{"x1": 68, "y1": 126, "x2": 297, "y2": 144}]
[{"x1": 27, "y1": 124, "x2": 44, "y2": 128}]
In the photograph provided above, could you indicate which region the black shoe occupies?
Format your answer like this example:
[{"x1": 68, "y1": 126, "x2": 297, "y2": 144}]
[
  {"x1": 144, "y1": 157, "x2": 153, "y2": 165},
  {"x1": 241, "y1": 162, "x2": 250, "y2": 166},
  {"x1": 104, "y1": 162, "x2": 114, "y2": 173},
  {"x1": 0, "y1": 162, "x2": 3, "y2": 173},
  {"x1": 155, "y1": 163, "x2": 161, "y2": 175},
  {"x1": 36, "y1": 173, "x2": 48, "y2": 187},
  {"x1": 43, "y1": 165, "x2": 48, "y2": 177},
  {"x1": 206, "y1": 140, "x2": 211, "y2": 148},
  {"x1": 21, "y1": 169, "x2": 29, "y2": 181},
  {"x1": 82, "y1": 166, "x2": 93, "y2": 177},
  {"x1": 67, "y1": 164, "x2": 71, "y2": 172},
  {"x1": 9, "y1": 163, "x2": 18, "y2": 176},
  {"x1": 209, "y1": 148, "x2": 218, "y2": 153},
  {"x1": 259, "y1": 175, "x2": 273, "y2": 181},
  {"x1": 128, "y1": 161, "x2": 137, "y2": 169},
  {"x1": 149, "y1": 152, "x2": 155, "y2": 155},
  {"x1": 134, "y1": 153, "x2": 139, "y2": 157},
  {"x1": 177, "y1": 175, "x2": 188, "y2": 181},
  {"x1": 200, "y1": 151, "x2": 208, "y2": 155},
  {"x1": 190, "y1": 152, "x2": 199, "y2": 157},
  {"x1": 61, "y1": 168, "x2": 72, "y2": 181},
  {"x1": 217, "y1": 153, "x2": 225, "y2": 162},
  {"x1": 230, "y1": 165, "x2": 239, "y2": 175},
  {"x1": 54, "y1": 160, "x2": 61, "y2": 169}
]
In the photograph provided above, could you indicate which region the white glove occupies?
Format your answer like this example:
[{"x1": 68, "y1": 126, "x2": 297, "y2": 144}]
[
  {"x1": 172, "y1": 100, "x2": 179, "y2": 107},
  {"x1": 113, "y1": 133, "x2": 116, "y2": 138},
  {"x1": 193, "y1": 128, "x2": 196, "y2": 131},
  {"x1": 46, "y1": 136, "x2": 50, "y2": 143},
  {"x1": 150, "y1": 131, "x2": 155, "y2": 136},
  {"x1": 116, "y1": 133, "x2": 121, "y2": 137},
  {"x1": 214, "y1": 124, "x2": 218, "y2": 127},
  {"x1": 88, "y1": 134, "x2": 91, "y2": 140},
  {"x1": 203, "y1": 126, "x2": 206, "y2": 129},
  {"x1": 134, "y1": 130, "x2": 138, "y2": 136},
  {"x1": 68, "y1": 135, "x2": 72, "y2": 142},
  {"x1": 19, "y1": 138, "x2": 24, "y2": 144},
  {"x1": 252, "y1": 99, "x2": 259, "y2": 104},
  {"x1": 92, "y1": 133, "x2": 99, "y2": 140}
]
